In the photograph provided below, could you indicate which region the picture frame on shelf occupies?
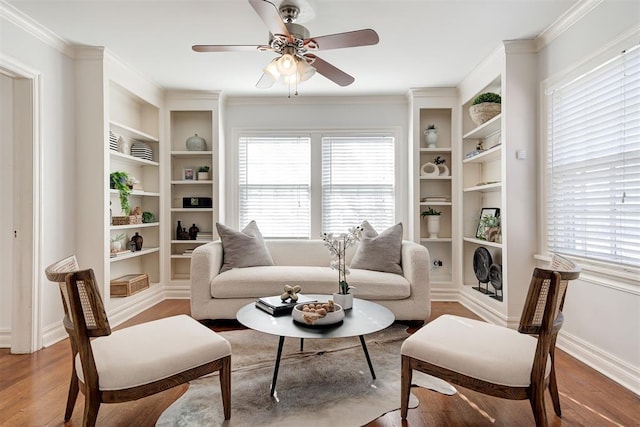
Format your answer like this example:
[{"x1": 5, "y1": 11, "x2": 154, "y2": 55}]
[
  {"x1": 476, "y1": 208, "x2": 501, "y2": 240},
  {"x1": 183, "y1": 167, "x2": 195, "y2": 181}
]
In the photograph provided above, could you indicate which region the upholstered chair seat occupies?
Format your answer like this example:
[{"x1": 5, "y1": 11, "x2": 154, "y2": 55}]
[
  {"x1": 74, "y1": 315, "x2": 231, "y2": 391},
  {"x1": 401, "y1": 314, "x2": 551, "y2": 387}
]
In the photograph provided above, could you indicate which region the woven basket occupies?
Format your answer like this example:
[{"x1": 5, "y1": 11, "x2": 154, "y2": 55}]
[
  {"x1": 111, "y1": 215, "x2": 142, "y2": 226},
  {"x1": 469, "y1": 103, "x2": 501, "y2": 126}
]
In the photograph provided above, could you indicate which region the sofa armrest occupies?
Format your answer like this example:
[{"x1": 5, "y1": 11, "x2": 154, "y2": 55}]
[
  {"x1": 401, "y1": 240, "x2": 430, "y2": 303},
  {"x1": 190, "y1": 241, "x2": 223, "y2": 319}
]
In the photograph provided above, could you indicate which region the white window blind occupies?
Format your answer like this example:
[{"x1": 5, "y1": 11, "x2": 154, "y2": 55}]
[
  {"x1": 321, "y1": 135, "x2": 395, "y2": 234},
  {"x1": 546, "y1": 45, "x2": 640, "y2": 269},
  {"x1": 238, "y1": 136, "x2": 310, "y2": 238}
]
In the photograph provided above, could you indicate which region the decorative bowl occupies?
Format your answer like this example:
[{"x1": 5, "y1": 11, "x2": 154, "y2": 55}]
[{"x1": 292, "y1": 302, "x2": 344, "y2": 326}]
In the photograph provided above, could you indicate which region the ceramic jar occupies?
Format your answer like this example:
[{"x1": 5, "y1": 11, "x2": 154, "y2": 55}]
[
  {"x1": 131, "y1": 232, "x2": 143, "y2": 251},
  {"x1": 186, "y1": 134, "x2": 207, "y2": 151}
]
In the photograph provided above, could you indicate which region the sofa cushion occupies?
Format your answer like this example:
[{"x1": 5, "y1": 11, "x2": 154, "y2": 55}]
[
  {"x1": 217, "y1": 220, "x2": 274, "y2": 273},
  {"x1": 351, "y1": 221, "x2": 403, "y2": 275},
  {"x1": 210, "y1": 266, "x2": 410, "y2": 300}
]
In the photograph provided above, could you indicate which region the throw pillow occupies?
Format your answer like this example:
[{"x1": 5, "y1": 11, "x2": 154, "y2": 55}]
[
  {"x1": 216, "y1": 220, "x2": 275, "y2": 273},
  {"x1": 350, "y1": 221, "x2": 403, "y2": 275}
]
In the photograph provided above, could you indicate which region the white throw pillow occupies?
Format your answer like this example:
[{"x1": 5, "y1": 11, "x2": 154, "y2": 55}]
[
  {"x1": 216, "y1": 220, "x2": 274, "y2": 273},
  {"x1": 350, "y1": 221, "x2": 403, "y2": 275}
]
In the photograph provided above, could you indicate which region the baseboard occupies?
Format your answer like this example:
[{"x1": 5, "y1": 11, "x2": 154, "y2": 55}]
[
  {"x1": 108, "y1": 286, "x2": 165, "y2": 327},
  {"x1": 458, "y1": 290, "x2": 510, "y2": 326},
  {"x1": 429, "y1": 287, "x2": 459, "y2": 301},
  {"x1": 163, "y1": 283, "x2": 191, "y2": 299},
  {"x1": 0, "y1": 328, "x2": 10, "y2": 348},
  {"x1": 42, "y1": 321, "x2": 68, "y2": 347},
  {"x1": 557, "y1": 330, "x2": 640, "y2": 396}
]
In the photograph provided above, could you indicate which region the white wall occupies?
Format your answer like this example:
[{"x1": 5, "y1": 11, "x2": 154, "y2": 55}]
[
  {"x1": 223, "y1": 96, "x2": 409, "y2": 232},
  {"x1": 537, "y1": 1, "x2": 640, "y2": 394},
  {"x1": 1, "y1": 6, "x2": 77, "y2": 342}
]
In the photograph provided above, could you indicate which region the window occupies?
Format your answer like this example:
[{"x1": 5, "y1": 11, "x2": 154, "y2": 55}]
[
  {"x1": 322, "y1": 135, "x2": 395, "y2": 233},
  {"x1": 237, "y1": 132, "x2": 396, "y2": 238},
  {"x1": 545, "y1": 45, "x2": 640, "y2": 270},
  {"x1": 238, "y1": 136, "x2": 310, "y2": 238}
]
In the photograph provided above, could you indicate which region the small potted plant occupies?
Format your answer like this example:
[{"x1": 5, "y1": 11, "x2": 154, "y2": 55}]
[
  {"x1": 433, "y1": 156, "x2": 449, "y2": 176},
  {"x1": 421, "y1": 207, "x2": 441, "y2": 238},
  {"x1": 424, "y1": 124, "x2": 438, "y2": 148},
  {"x1": 469, "y1": 92, "x2": 501, "y2": 126},
  {"x1": 110, "y1": 171, "x2": 131, "y2": 216},
  {"x1": 197, "y1": 165, "x2": 210, "y2": 181}
]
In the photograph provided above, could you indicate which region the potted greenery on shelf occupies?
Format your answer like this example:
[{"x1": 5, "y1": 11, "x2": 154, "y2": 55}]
[
  {"x1": 110, "y1": 171, "x2": 132, "y2": 215},
  {"x1": 421, "y1": 207, "x2": 442, "y2": 239},
  {"x1": 197, "y1": 165, "x2": 210, "y2": 181},
  {"x1": 469, "y1": 92, "x2": 501, "y2": 126}
]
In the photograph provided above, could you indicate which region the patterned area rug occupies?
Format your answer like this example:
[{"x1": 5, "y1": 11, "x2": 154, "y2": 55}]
[{"x1": 157, "y1": 323, "x2": 455, "y2": 427}]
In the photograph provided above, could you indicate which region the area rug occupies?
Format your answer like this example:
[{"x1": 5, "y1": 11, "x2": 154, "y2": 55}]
[{"x1": 157, "y1": 324, "x2": 456, "y2": 427}]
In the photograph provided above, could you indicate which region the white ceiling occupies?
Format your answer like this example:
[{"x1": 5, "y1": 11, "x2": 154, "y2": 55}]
[{"x1": 8, "y1": 0, "x2": 579, "y2": 96}]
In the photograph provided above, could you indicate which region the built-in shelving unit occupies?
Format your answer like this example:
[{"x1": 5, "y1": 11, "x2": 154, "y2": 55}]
[
  {"x1": 408, "y1": 89, "x2": 460, "y2": 299},
  {"x1": 75, "y1": 48, "x2": 164, "y2": 313},
  {"x1": 164, "y1": 92, "x2": 220, "y2": 283},
  {"x1": 457, "y1": 40, "x2": 538, "y2": 325}
]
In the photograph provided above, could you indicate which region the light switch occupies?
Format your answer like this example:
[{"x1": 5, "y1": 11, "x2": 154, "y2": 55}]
[{"x1": 516, "y1": 149, "x2": 527, "y2": 160}]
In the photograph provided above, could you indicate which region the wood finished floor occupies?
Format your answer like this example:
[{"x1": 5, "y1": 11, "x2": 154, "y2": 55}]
[{"x1": 1, "y1": 300, "x2": 638, "y2": 426}]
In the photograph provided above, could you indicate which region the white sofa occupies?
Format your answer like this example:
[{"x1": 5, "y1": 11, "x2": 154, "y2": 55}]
[{"x1": 190, "y1": 239, "x2": 431, "y2": 321}]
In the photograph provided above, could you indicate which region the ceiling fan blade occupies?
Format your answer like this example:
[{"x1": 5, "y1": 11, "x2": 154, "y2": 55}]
[
  {"x1": 192, "y1": 45, "x2": 266, "y2": 53},
  {"x1": 256, "y1": 73, "x2": 276, "y2": 88},
  {"x1": 248, "y1": 0, "x2": 290, "y2": 38},
  {"x1": 307, "y1": 55, "x2": 354, "y2": 87},
  {"x1": 308, "y1": 29, "x2": 379, "y2": 51}
]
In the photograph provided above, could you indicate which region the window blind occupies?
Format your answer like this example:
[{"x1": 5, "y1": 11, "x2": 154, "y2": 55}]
[
  {"x1": 321, "y1": 135, "x2": 395, "y2": 234},
  {"x1": 546, "y1": 45, "x2": 640, "y2": 269},
  {"x1": 238, "y1": 136, "x2": 310, "y2": 238}
]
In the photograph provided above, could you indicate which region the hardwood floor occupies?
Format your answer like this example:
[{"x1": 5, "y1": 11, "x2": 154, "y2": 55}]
[{"x1": 1, "y1": 300, "x2": 637, "y2": 426}]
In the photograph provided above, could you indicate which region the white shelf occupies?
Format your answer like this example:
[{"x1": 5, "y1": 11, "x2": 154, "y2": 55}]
[
  {"x1": 463, "y1": 237, "x2": 502, "y2": 249},
  {"x1": 110, "y1": 150, "x2": 159, "y2": 167},
  {"x1": 171, "y1": 150, "x2": 213, "y2": 157},
  {"x1": 463, "y1": 144, "x2": 502, "y2": 164},
  {"x1": 109, "y1": 189, "x2": 160, "y2": 197},
  {"x1": 420, "y1": 237, "x2": 453, "y2": 243},
  {"x1": 420, "y1": 176, "x2": 452, "y2": 181},
  {"x1": 171, "y1": 240, "x2": 212, "y2": 244},
  {"x1": 170, "y1": 180, "x2": 213, "y2": 185},
  {"x1": 110, "y1": 120, "x2": 159, "y2": 143},
  {"x1": 463, "y1": 182, "x2": 502, "y2": 193},
  {"x1": 111, "y1": 222, "x2": 159, "y2": 230},
  {"x1": 462, "y1": 113, "x2": 502, "y2": 140},
  {"x1": 419, "y1": 201, "x2": 452, "y2": 206},
  {"x1": 171, "y1": 208, "x2": 213, "y2": 212},
  {"x1": 171, "y1": 254, "x2": 193, "y2": 259},
  {"x1": 109, "y1": 247, "x2": 160, "y2": 262}
]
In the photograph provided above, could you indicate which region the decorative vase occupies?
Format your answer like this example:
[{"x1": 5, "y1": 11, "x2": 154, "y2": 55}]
[
  {"x1": 189, "y1": 223, "x2": 199, "y2": 240},
  {"x1": 427, "y1": 215, "x2": 440, "y2": 238},
  {"x1": 424, "y1": 129, "x2": 438, "y2": 148},
  {"x1": 437, "y1": 163, "x2": 450, "y2": 176},
  {"x1": 176, "y1": 220, "x2": 182, "y2": 240},
  {"x1": 333, "y1": 292, "x2": 354, "y2": 310},
  {"x1": 469, "y1": 103, "x2": 501, "y2": 126},
  {"x1": 118, "y1": 136, "x2": 131, "y2": 155},
  {"x1": 131, "y1": 232, "x2": 143, "y2": 251},
  {"x1": 420, "y1": 162, "x2": 439, "y2": 177},
  {"x1": 197, "y1": 171, "x2": 209, "y2": 181},
  {"x1": 186, "y1": 133, "x2": 207, "y2": 151}
]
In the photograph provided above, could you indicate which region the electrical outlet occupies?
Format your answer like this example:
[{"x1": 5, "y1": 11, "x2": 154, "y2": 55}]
[{"x1": 432, "y1": 259, "x2": 443, "y2": 268}]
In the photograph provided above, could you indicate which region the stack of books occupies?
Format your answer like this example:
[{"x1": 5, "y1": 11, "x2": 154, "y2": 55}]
[
  {"x1": 131, "y1": 142, "x2": 153, "y2": 161},
  {"x1": 109, "y1": 131, "x2": 119, "y2": 151},
  {"x1": 183, "y1": 248, "x2": 194, "y2": 255},
  {"x1": 255, "y1": 294, "x2": 317, "y2": 316},
  {"x1": 196, "y1": 231, "x2": 213, "y2": 241}
]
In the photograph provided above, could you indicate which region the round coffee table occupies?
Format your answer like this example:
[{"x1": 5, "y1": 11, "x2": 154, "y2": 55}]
[{"x1": 236, "y1": 294, "x2": 395, "y2": 396}]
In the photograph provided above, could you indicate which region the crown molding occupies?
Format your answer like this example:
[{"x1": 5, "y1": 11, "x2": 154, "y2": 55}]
[
  {"x1": 0, "y1": 0, "x2": 75, "y2": 58},
  {"x1": 535, "y1": 0, "x2": 604, "y2": 52},
  {"x1": 224, "y1": 94, "x2": 407, "y2": 107}
]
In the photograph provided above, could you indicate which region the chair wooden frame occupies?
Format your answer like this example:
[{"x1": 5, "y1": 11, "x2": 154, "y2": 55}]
[
  {"x1": 63, "y1": 268, "x2": 231, "y2": 426},
  {"x1": 401, "y1": 260, "x2": 580, "y2": 427}
]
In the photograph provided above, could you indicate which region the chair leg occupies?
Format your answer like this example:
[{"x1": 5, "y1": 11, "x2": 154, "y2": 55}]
[
  {"x1": 64, "y1": 371, "x2": 79, "y2": 421},
  {"x1": 529, "y1": 385, "x2": 549, "y2": 427},
  {"x1": 400, "y1": 355, "x2": 413, "y2": 420},
  {"x1": 219, "y1": 356, "x2": 231, "y2": 420},
  {"x1": 548, "y1": 344, "x2": 562, "y2": 416},
  {"x1": 82, "y1": 392, "x2": 100, "y2": 427}
]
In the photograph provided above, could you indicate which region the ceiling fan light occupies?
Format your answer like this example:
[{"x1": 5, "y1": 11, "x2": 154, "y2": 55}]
[
  {"x1": 276, "y1": 53, "x2": 297, "y2": 76},
  {"x1": 263, "y1": 59, "x2": 280, "y2": 81},
  {"x1": 297, "y1": 59, "x2": 316, "y2": 82}
]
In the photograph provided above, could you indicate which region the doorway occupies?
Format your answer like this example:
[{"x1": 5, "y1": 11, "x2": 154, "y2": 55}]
[{"x1": 0, "y1": 58, "x2": 41, "y2": 354}]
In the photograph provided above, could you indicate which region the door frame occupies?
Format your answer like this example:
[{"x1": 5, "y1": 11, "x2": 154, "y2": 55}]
[{"x1": 1, "y1": 54, "x2": 43, "y2": 353}]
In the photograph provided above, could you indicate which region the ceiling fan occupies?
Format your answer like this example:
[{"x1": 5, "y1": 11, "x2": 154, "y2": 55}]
[{"x1": 193, "y1": 0, "x2": 379, "y2": 91}]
